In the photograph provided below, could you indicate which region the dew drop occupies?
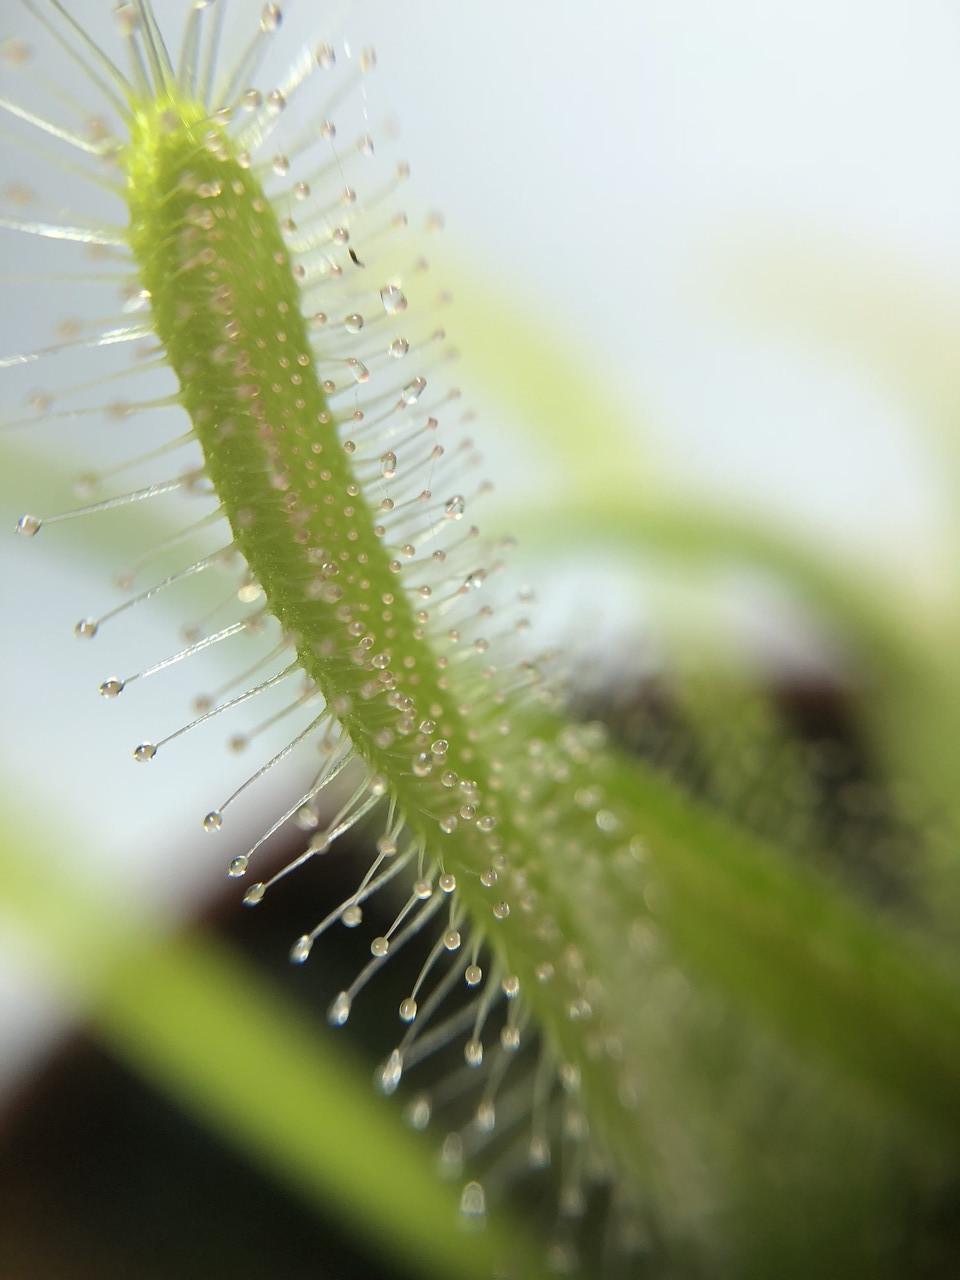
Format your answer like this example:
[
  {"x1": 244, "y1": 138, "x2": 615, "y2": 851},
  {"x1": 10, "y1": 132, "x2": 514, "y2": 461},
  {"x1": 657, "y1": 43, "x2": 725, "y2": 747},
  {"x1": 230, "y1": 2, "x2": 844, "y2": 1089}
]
[
  {"x1": 475, "y1": 1102, "x2": 496, "y2": 1133},
  {"x1": 379, "y1": 1048, "x2": 403, "y2": 1094},
  {"x1": 399, "y1": 997, "x2": 417, "y2": 1023},
  {"x1": 401, "y1": 376, "x2": 427, "y2": 405},
  {"x1": 412, "y1": 751, "x2": 432, "y2": 777},
  {"x1": 465, "y1": 964, "x2": 482, "y2": 987},
  {"x1": 328, "y1": 990, "x2": 351, "y2": 1025},
  {"x1": 228, "y1": 855, "x2": 248, "y2": 878},
  {"x1": 16, "y1": 514, "x2": 41, "y2": 537},
  {"x1": 438, "y1": 872, "x2": 457, "y2": 893},
  {"x1": 464, "y1": 1039, "x2": 483, "y2": 1068},
  {"x1": 477, "y1": 815, "x2": 497, "y2": 833},
  {"x1": 500, "y1": 1025, "x2": 521, "y2": 1051},
  {"x1": 266, "y1": 89, "x2": 286, "y2": 114},
  {"x1": 492, "y1": 901, "x2": 511, "y2": 920},
  {"x1": 371, "y1": 935, "x2": 390, "y2": 957},
  {"x1": 243, "y1": 882, "x2": 266, "y2": 907},
  {"x1": 406, "y1": 1095, "x2": 431, "y2": 1130},
  {"x1": 290, "y1": 934, "x2": 312, "y2": 964},
  {"x1": 388, "y1": 337, "x2": 409, "y2": 359},
  {"x1": 359, "y1": 46, "x2": 377, "y2": 72},
  {"x1": 73, "y1": 618, "x2": 98, "y2": 640},
  {"x1": 380, "y1": 451, "x2": 397, "y2": 479},
  {"x1": 271, "y1": 153, "x2": 290, "y2": 175},
  {"x1": 439, "y1": 815, "x2": 458, "y2": 835},
  {"x1": 202, "y1": 810, "x2": 223, "y2": 833},
  {"x1": 344, "y1": 313, "x2": 364, "y2": 333},
  {"x1": 315, "y1": 43, "x2": 336, "y2": 69},
  {"x1": 260, "y1": 3, "x2": 282, "y2": 32},
  {"x1": 459, "y1": 1180, "x2": 486, "y2": 1221},
  {"x1": 380, "y1": 284, "x2": 407, "y2": 314},
  {"x1": 413, "y1": 879, "x2": 433, "y2": 900},
  {"x1": 444, "y1": 495, "x2": 465, "y2": 520},
  {"x1": 241, "y1": 88, "x2": 262, "y2": 111},
  {"x1": 133, "y1": 742, "x2": 156, "y2": 763},
  {"x1": 529, "y1": 1136, "x2": 551, "y2": 1169},
  {"x1": 443, "y1": 929, "x2": 461, "y2": 951},
  {"x1": 342, "y1": 904, "x2": 362, "y2": 927},
  {"x1": 480, "y1": 868, "x2": 498, "y2": 888},
  {"x1": 99, "y1": 678, "x2": 124, "y2": 699}
]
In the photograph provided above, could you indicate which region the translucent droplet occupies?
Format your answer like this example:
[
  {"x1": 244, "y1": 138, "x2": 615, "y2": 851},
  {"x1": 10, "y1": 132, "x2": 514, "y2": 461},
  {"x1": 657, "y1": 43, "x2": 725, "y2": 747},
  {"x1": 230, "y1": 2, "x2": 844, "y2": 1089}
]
[
  {"x1": 492, "y1": 901, "x2": 510, "y2": 920},
  {"x1": 388, "y1": 337, "x2": 409, "y2": 359},
  {"x1": 74, "y1": 618, "x2": 98, "y2": 639},
  {"x1": 241, "y1": 88, "x2": 262, "y2": 111},
  {"x1": 380, "y1": 451, "x2": 397, "y2": 479},
  {"x1": 371, "y1": 935, "x2": 389, "y2": 957},
  {"x1": 294, "y1": 805, "x2": 319, "y2": 831},
  {"x1": 344, "y1": 313, "x2": 364, "y2": 333},
  {"x1": 341, "y1": 904, "x2": 362, "y2": 927},
  {"x1": 465, "y1": 965, "x2": 482, "y2": 986},
  {"x1": 133, "y1": 742, "x2": 156, "y2": 763},
  {"x1": 399, "y1": 997, "x2": 417, "y2": 1022},
  {"x1": 348, "y1": 358, "x2": 369, "y2": 384},
  {"x1": 406, "y1": 1095, "x2": 431, "y2": 1130},
  {"x1": 401, "y1": 376, "x2": 426, "y2": 405},
  {"x1": 439, "y1": 815, "x2": 457, "y2": 835},
  {"x1": 529, "y1": 1135, "x2": 551, "y2": 1168},
  {"x1": 260, "y1": 3, "x2": 282, "y2": 32},
  {"x1": 328, "y1": 991, "x2": 351, "y2": 1025},
  {"x1": 380, "y1": 284, "x2": 407, "y2": 315},
  {"x1": 379, "y1": 1048, "x2": 403, "y2": 1094},
  {"x1": 243, "y1": 882, "x2": 266, "y2": 907},
  {"x1": 444, "y1": 495, "x2": 465, "y2": 520},
  {"x1": 271, "y1": 153, "x2": 290, "y2": 175},
  {"x1": 290, "y1": 934, "x2": 312, "y2": 964},
  {"x1": 502, "y1": 975, "x2": 520, "y2": 997},
  {"x1": 477, "y1": 815, "x2": 497, "y2": 833},
  {"x1": 202, "y1": 810, "x2": 223, "y2": 833},
  {"x1": 266, "y1": 89, "x2": 286, "y2": 114},
  {"x1": 412, "y1": 752, "x2": 432, "y2": 777},
  {"x1": 413, "y1": 879, "x2": 433, "y2": 900},
  {"x1": 16, "y1": 513, "x2": 41, "y2": 536},
  {"x1": 500, "y1": 1025, "x2": 521, "y2": 1051},
  {"x1": 475, "y1": 1102, "x2": 496, "y2": 1133},
  {"x1": 99, "y1": 677, "x2": 124, "y2": 699},
  {"x1": 359, "y1": 46, "x2": 377, "y2": 72},
  {"x1": 431, "y1": 739, "x2": 449, "y2": 757},
  {"x1": 464, "y1": 1038, "x2": 483, "y2": 1067},
  {"x1": 441, "y1": 770, "x2": 459, "y2": 788},
  {"x1": 459, "y1": 1181, "x2": 486, "y2": 1220},
  {"x1": 443, "y1": 929, "x2": 461, "y2": 951},
  {"x1": 228, "y1": 855, "x2": 248, "y2": 878},
  {"x1": 438, "y1": 872, "x2": 456, "y2": 893},
  {"x1": 315, "y1": 43, "x2": 336, "y2": 69}
]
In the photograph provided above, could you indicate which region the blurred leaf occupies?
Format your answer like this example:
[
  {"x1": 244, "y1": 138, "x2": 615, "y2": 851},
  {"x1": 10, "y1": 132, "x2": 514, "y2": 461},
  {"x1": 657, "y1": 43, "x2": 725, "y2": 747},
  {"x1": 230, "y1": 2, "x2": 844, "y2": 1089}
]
[{"x1": 0, "y1": 805, "x2": 553, "y2": 1280}]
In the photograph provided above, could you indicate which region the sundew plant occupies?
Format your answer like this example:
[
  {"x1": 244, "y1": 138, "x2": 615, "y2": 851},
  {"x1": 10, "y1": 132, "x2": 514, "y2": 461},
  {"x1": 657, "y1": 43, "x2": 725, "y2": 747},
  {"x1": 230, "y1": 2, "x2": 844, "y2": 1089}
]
[{"x1": 3, "y1": 3, "x2": 960, "y2": 1278}]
